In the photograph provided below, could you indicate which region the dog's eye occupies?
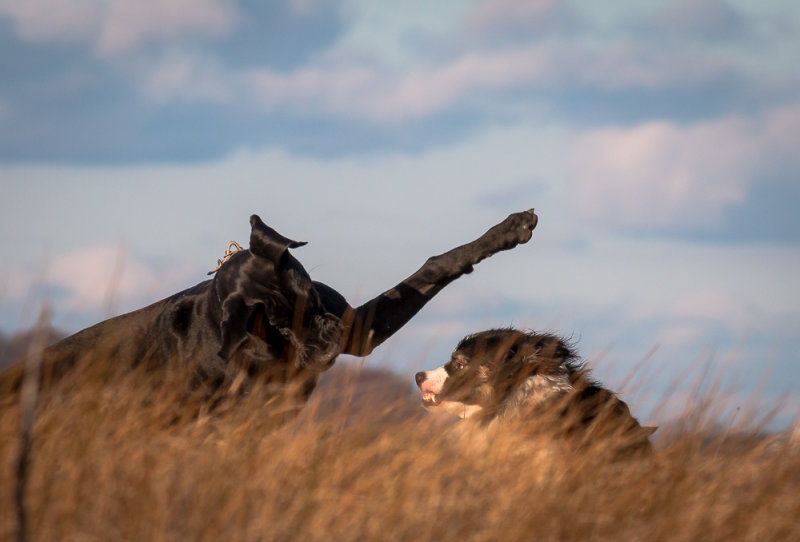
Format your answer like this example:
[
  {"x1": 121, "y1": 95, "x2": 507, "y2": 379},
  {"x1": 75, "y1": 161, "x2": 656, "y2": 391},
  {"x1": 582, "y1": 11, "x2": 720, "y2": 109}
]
[{"x1": 453, "y1": 360, "x2": 467, "y2": 370}]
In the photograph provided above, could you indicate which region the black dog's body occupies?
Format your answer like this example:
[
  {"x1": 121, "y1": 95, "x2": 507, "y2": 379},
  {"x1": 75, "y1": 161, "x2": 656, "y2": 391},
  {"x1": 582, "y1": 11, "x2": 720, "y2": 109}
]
[
  {"x1": 2, "y1": 211, "x2": 538, "y2": 409},
  {"x1": 416, "y1": 328, "x2": 655, "y2": 455}
]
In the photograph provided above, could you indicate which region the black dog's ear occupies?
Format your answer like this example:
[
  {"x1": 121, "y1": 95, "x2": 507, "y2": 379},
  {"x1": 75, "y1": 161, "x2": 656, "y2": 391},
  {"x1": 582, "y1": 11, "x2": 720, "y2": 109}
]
[
  {"x1": 218, "y1": 297, "x2": 249, "y2": 361},
  {"x1": 249, "y1": 214, "x2": 307, "y2": 262}
]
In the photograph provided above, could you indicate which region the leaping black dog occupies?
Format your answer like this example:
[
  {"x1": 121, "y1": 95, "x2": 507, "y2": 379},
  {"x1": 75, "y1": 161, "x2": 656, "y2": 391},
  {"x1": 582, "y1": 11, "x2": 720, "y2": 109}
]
[{"x1": 1, "y1": 210, "x2": 538, "y2": 411}]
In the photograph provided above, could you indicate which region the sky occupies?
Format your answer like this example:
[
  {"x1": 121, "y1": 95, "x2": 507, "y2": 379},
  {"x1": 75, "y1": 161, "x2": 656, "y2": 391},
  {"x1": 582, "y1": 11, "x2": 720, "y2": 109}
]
[{"x1": 1, "y1": 0, "x2": 799, "y2": 428}]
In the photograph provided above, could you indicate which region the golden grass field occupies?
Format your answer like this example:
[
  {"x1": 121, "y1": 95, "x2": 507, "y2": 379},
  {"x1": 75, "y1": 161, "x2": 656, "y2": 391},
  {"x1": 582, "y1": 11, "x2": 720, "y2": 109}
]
[{"x1": 1, "y1": 356, "x2": 799, "y2": 542}]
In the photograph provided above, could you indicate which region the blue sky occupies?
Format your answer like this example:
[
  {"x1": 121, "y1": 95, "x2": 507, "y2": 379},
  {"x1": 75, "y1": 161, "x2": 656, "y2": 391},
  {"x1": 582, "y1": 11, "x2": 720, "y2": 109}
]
[{"x1": 1, "y1": 0, "x2": 799, "y2": 428}]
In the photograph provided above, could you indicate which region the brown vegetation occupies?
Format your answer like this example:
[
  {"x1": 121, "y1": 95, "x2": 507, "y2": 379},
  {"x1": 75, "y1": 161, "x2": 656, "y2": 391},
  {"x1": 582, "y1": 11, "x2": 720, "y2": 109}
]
[
  {"x1": 1, "y1": 359, "x2": 799, "y2": 542},
  {"x1": 0, "y1": 327, "x2": 65, "y2": 372}
]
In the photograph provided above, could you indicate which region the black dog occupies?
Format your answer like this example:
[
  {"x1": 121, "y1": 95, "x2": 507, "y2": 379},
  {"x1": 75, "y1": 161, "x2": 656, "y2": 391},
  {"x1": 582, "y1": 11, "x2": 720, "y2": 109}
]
[
  {"x1": 416, "y1": 328, "x2": 655, "y2": 455},
  {"x1": 2, "y1": 211, "x2": 538, "y2": 411}
]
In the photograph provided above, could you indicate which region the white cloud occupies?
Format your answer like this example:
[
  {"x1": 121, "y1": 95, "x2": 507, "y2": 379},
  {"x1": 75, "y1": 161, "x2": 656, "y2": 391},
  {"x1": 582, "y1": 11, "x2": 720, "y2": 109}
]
[
  {"x1": 0, "y1": 268, "x2": 31, "y2": 304},
  {"x1": 96, "y1": 0, "x2": 237, "y2": 56},
  {"x1": 632, "y1": 288, "x2": 758, "y2": 348},
  {"x1": 289, "y1": 0, "x2": 328, "y2": 16},
  {"x1": 567, "y1": 117, "x2": 756, "y2": 229},
  {"x1": 245, "y1": 63, "x2": 375, "y2": 117},
  {"x1": 335, "y1": 0, "x2": 469, "y2": 67},
  {"x1": 574, "y1": 40, "x2": 733, "y2": 90},
  {"x1": 567, "y1": 103, "x2": 800, "y2": 230},
  {"x1": 380, "y1": 48, "x2": 552, "y2": 120},
  {"x1": 0, "y1": 0, "x2": 237, "y2": 55},
  {"x1": 462, "y1": 0, "x2": 582, "y2": 38},
  {"x1": 670, "y1": 290, "x2": 754, "y2": 324},
  {"x1": 653, "y1": 0, "x2": 746, "y2": 41},
  {"x1": 761, "y1": 101, "x2": 800, "y2": 169},
  {"x1": 0, "y1": 0, "x2": 745, "y2": 123},
  {"x1": 654, "y1": 324, "x2": 707, "y2": 349},
  {"x1": 465, "y1": 0, "x2": 559, "y2": 26},
  {"x1": 217, "y1": 38, "x2": 733, "y2": 123},
  {"x1": 140, "y1": 52, "x2": 231, "y2": 104},
  {"x1": 5, "y1": 246, "x2": 197, "y2": 319},
  {"x1": 0, "y1": 0, "x2": 101, "y2": 43},
  {"x1": 245, "y1": 45, "x2": 562, "y2": 121}
]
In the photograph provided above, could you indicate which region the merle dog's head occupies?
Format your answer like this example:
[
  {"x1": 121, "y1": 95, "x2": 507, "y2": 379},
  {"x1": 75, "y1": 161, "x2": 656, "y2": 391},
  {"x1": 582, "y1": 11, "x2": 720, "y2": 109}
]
[{"x1": 415, "y1": 328, "x2": 578, "y2": 421}]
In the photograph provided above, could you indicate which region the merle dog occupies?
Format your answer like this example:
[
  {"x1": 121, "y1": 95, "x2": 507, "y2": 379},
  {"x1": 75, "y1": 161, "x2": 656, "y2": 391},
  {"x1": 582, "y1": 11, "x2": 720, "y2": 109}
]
[
  {"x1": 1, "y1": 211, "x2": 538, "y2": 413},
  {"x1": 416, "y1": 328, "x2": 656, "y2": 455}
]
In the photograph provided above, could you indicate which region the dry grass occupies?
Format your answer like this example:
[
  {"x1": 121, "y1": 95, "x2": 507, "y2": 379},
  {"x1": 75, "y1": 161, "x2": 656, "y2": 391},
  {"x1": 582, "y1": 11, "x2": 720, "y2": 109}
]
[{"x1": 1, "y1": 359, "x2": 799, "y2": 542}]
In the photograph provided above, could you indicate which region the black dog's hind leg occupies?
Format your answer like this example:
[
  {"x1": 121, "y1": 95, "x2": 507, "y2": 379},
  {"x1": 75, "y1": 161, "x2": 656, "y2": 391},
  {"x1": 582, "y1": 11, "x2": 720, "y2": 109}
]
[{"x1": 339, "y1": 209, "x2": 538, "y2": 356}]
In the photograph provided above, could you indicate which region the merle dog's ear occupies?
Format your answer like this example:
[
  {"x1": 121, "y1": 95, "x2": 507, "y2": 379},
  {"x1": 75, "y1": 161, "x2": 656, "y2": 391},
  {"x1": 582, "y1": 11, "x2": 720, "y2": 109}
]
[
  {"x1": 529, "y1": 336, "x2": 571, "y2": 364},
  {"x1": 505, "y1": 344, "x2": 519, "y2": 361},
  {"x1": 249, "y1": 214, "x2": 307, "y2": 262}
]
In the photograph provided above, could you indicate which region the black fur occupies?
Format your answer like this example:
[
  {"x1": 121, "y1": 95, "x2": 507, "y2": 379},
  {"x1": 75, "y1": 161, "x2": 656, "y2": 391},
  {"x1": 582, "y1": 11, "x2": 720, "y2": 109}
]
[{"x1": 2, "y1": 211, "x2": 538, "y2": 411}]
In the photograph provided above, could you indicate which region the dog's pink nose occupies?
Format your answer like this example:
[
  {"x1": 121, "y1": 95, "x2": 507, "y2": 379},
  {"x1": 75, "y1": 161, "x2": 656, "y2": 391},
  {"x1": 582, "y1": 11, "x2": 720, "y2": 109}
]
[{"x1": 415, "y1": 371, "x2": 426, "y2": 388}]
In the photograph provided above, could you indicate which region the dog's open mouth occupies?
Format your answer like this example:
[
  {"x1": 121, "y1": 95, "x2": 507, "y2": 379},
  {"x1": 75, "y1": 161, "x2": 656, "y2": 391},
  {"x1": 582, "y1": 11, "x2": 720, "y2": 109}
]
[{"x1": 421, "y1": 392, "x2": 441, "y2": 406}]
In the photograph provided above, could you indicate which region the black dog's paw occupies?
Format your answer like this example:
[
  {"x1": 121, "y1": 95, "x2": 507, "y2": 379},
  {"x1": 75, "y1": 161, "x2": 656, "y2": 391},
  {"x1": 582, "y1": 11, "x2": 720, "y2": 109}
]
[{"x1": 491, "y1": 208, "x2": 538, "y2": 248}]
